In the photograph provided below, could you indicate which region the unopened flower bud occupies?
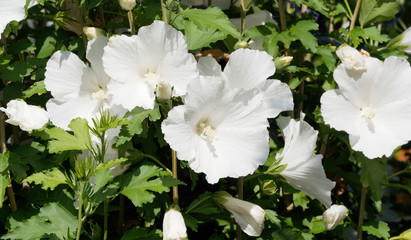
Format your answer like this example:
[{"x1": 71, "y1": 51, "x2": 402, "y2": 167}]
[
  {"x1": 323, "y1": 204, "x2": 348, "y2": 230},
  {"x1": 156, "y1": 81, "x2": 172, "y2": 101},
  {"x1": 83, "y1": 27, "x2": 106, "y2": 40},
  {"x1": 274, "y1": 56, "x2": 293, "y2": 70},
  {"x1": 163, "y1": 208, "x2": 187, "y2": 240},
  {"x1": 234, "y1": 40, "x2": 248, "y2": 50},
  {"x1": 214, "y1": 191, "x2": 265, "y2": 237},
  {"x1": 336, "y1": 45, "x2": 366, "y2": 71},
  {"x1": 119, "y1": 0, "x2": 136, "y2": 11}
]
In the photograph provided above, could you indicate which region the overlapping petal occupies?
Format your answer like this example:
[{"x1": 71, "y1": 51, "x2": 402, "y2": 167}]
[
  {"x1": 277, "y1": 116, "x2": 335, "y2": 208},
  {"x1": 0, "y1": 0, "x2": 26, "y2": 34}
]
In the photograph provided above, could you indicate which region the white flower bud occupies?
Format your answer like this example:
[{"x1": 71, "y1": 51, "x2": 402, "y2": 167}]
[
  {"x1": 0, "y1": 100, "x2": 49, "y2": 132},
  {"x1": 274, "y1": 56, "x2": 293, "y2": 70},
  {"x1": 323, "y1": 204, "x2": 348, "y2": 230},
  {"x1": 336, "y1": 46, "x2": 367, "y2": 71},
  {"x1": 83, "y1": 27, "x2": 106, "y2": 40},
  {"x1": 156, "y1": 81, "x2": 172, "y2": 101},
  {"x1": 163, "y1": 208, "x2": 187, "y2": 240},
  {"x1": 119, "y1": 0, "x2": 136, "y2": 11},
  {"x1": 215, "y1": 192, "x2": 265, "y2": 237},
  {"x1": 399, "y1": 27, "x2": 411, "y2": 54}
]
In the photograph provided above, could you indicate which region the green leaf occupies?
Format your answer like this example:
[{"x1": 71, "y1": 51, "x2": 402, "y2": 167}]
[
  {"x1": 182, "y1": 213, "x2": 198, "y2": 231},
  {"x1": 93, "y1": 168, "x2": 112, "y2": 192},
  {"x1": 316, "y1": 46, "x2": 336, "y2": 71},
  {"x1": 94, "y1": 158, "x2": 128, "y2": 174},
  {"x1": 289, "y1": 20, "x2": 319, "y2": 52},
  {"x1": 45, "y1": 118, "x2": 92, "y2": 153},
  {"x1": 126, "y1": 106, "x2": 161, "y2": 136},
  {"x1": 362, "y1": 221, "x2": 390, "y2": 239},
  {"x1": 0, "y1": 61, "x2": 33, "y2": 82},
  {"x1": 121, "y1": 227, "x2": 162, "y2": 240},
  {"x1": 359, "y1": 154, "x2": 388, "y2": 201},
  {"x1": 119, "y1": 165, "x2": 170, "y2": 207},
  {"x1": 23, "y1": 168, "x2": 68, "y2": 190},
  {"x1": 37, "y1": 36, "x2": 57, "y2": 58},
  {"x1": 359, "y1": 0, "x2": 399, "y2": 26},
  {"x1": 0, "y1": 172, "x2": 10, "y2": 208},
  {"x1": 343, "y1": 26, "x2": 390, "y2": 48},
  {"x1": 183, "y1": 20, "x2": 226, "y2": 50},
  {"x1": 265, "y1": 209, "x2": 281, "y2": 228},
  {"x1": 2, "y1": 203, "x2": 77, "y2": 240},
  {"x1": 186, "y1": 192, "x2": 221, "y2": 214},
  {"x1": 293, "y1": 191, "x2": 309, "y2": 210},
  {"x1": 290, "y1": 0, "x2": 329, "y2": 17},
  {"x1": 22, "y1": 80, "x2": 47, "y2": 98},
  {"x1": 179, "y1": 6, "x2": 241, "y2": 39}
]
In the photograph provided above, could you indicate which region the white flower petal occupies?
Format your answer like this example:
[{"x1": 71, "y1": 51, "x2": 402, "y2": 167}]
[
  {"x1": 399, "y1": 27, "x2": 411, "y2": 54},
  {"x1": 86, "y1": 36, "x2": 111, "y2": 87},
  {"x1": 45, "y1": 51, "x2": 97, "y2": 101},
  {"x1": 0, "y1": 0, "x2": 26, "y2": 34},
  {"x1": 107, "y1": 79, "x2": 155, "y2": 110},
  {"x1": 197, "y1": 56, "x2": 223, "y2": 77},
  {"x1": 261, "y1": 80, "x2": 293, "y2": 118},
  {"x1": 46, "y1": 96, "x2": 100, "y2": 130},
  {"x1": 0, "y1": 100, "x2": 49, "y2": 132},
  {"x1": 224, "y1": 48, "x2": 275, "y2": 89},
  {"x1": 162, "y1": 209, "x2": 187, "y2": 240},
  {"x1": 220, "y1": 196, "x2": 265, "y2": 237},
  {"x1": 230, "y1": 10, "x2": 275, "y2": 30},
  {"x1": 336, "y1": 46, "x2": 366, "y2": 71},
  {"x1": 277, "y1": 116, "x2": 335, "y2": 208}
]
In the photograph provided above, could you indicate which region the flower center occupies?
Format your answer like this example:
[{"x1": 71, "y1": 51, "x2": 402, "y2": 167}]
[
  {"x1": 196, "y1": 121, "x2": 216, "y2": 140},
  {"x1": 144, "y1": 70, "x2": 160, "y2": 87},
  {"x1": 360, "y1": 107, "x2": 376, "y2": 120},
  {"x1": 92, "y1": 88, "x2": 106, "y2": 101}
]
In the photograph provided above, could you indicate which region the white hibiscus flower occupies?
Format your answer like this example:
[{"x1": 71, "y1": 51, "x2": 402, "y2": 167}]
[
  {"x1": 0, "y1": 0, "x2": 26, "y2": 34},
  {"x1": 0, "y1": 99, "x2": 49, "y2": 132},
  {"x1": 45, "y1": 36, "x2": 127, "y2": 130},
  {"x1": 321, "y1": 56, "x2": 411, "y2": 159},
  {"x1": 323, "y1": 204, "x2": 348, "y2": 230},
  {"x1": 197, "y1": 48, "x2": 293, "y2": 119},
  {"x1": 162, "y1": 208, "x2": 187, "y2": 240},
  {"x1": 102, "y1": 20, "x2": 198, "y2": 110},
  {"x1": 276, "y1": 116, "x2": 335, "y2": 208},
  {"x1": 162, "y1": 76, "x2": 269, "y2": 184}
]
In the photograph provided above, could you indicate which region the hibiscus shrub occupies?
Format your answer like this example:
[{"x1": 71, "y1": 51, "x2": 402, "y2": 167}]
[{"x1": 1, "y1": 0, "x2": 411, "y2": 239}]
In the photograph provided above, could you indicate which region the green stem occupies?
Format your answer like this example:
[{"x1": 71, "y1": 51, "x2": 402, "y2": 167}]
[
  {"x1": 161, "y1": 0, "x2": 168, "y2": 24},
  {"x1": 243, "y1": 172, "x2": 265, "y2": 182},
  {"x1": 144, "y1": 154, "x2": 172, "y2": 174},
  {"x1": 185, "y1": 195, "x2": 213, "y2": 214},
  {"x1": 357, "y1": 182, "x2": 367, "y2": 240},
  {"x1": 344, "y1": 0, "x2": 353, "y2": 18},
  {"x1": 349, "y1": 0, "x2": 362, "y2": 31},
  {"x1": 103, "y1": 199, "x2": 109, "y2": 240},
  {"x1": 76, "y1": 181, "x2": 86, "y2": 240},
  {"x1": 168, "y1": 100, "x2": 179, "y2": 205},
  {"x1": 127, "y1": 11, "x2": 135, "y2": 35},
  {"x1": 75, "y1": 0, "x2": 87, "y2": 49},
  {"x1": 388, "y1": 168, "x2": 410, "y2": 180},
  {"x1": 240, "y1": 0, "x2": 246, "y2": 36}
]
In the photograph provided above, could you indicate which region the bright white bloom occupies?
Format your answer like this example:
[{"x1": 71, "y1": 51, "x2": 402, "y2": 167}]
[
  {"x1": 276, "y1": 116, "x2": 335, "y2": 208},
  {"x1": 45, "y1": 36, "x2": 127, "y2": 130},
  {"x1": 321, "y1": 56, "x2": 411, "y2": 159},
  {"x1": 0, "y1": 0, "x2": 26, "y2": 34},
  {"x1": 162, "y1": 208, "x2": 187, "y2": 240},
  {"x1": 323, "y1": 204, "x2": 348, "y2": 230},
  {"x1": 336, "y1": 46, "x2": 367, "y2": 71},
  {"x1": 162, "y1": 76, "x2": 269, "y2": 184},
  {"x1": 230, "y1": 10, "x2": 276, "y2": 50},
  {"x1": 0, "y1": 100, "x2": 49, "y2": 132},
  {"x1": 398, "y1": 27, "x2": 411, "y2": 54},
  {"x1": 215, "y1": 193, "x2": 265, "y2": 237},
  {"x1": 197, "y1": 48, "x2": 293, "y2": 119},
  {"x1": 119, "y1": 0, "x2": 136, "y2": 10},
  {"x1": 103, "y1": 20, "x2": 198, "y2": 110}
]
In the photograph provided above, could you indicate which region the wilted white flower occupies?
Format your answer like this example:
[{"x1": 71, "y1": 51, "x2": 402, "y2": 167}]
[
  {"x1": 103, "y1": 20, "x2": 198, "y2": 110},
  {"x1": 276, "y1": 116, "x2": 335, "y2": 208},
  {"x1": 45, "y1": 36, "x2": 127, "y2": 130},
  {"x1": 215, "y1": 192, "x2": 265, "y2": 236},
  {"x1": 162, "y1": 76, "x2": 269, "y2": 184},
  {"x1": 83, "y1": 27, "x2": 106, "y2": 40},
  {"x1": 0, "y1": 100, "x2": 49, "y2": 132},
  {"x1": 336, "y1": 46, "x2": 367, "y2": 71},
  {"x1": 321, "y1": 56, "x2": 411, "y2": 159},
  {"x1": 119, "y1": 0, "x2": 136, "y2": 11},
  {"x1": 323, "y1": 204, "x2": 348, "y2": 230},
  {"x1": 398, "y1": 27, "x2": 411, "y2": 54},
  {"x1": 163, "y1": 208, "x2": 187, "y2": 240},
  {"x1": 0, "y1": 0, "x2": 26, "y2": 34},
  {"x1": 197, "y1": 48, "x2": 293, "y2": 119}
]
